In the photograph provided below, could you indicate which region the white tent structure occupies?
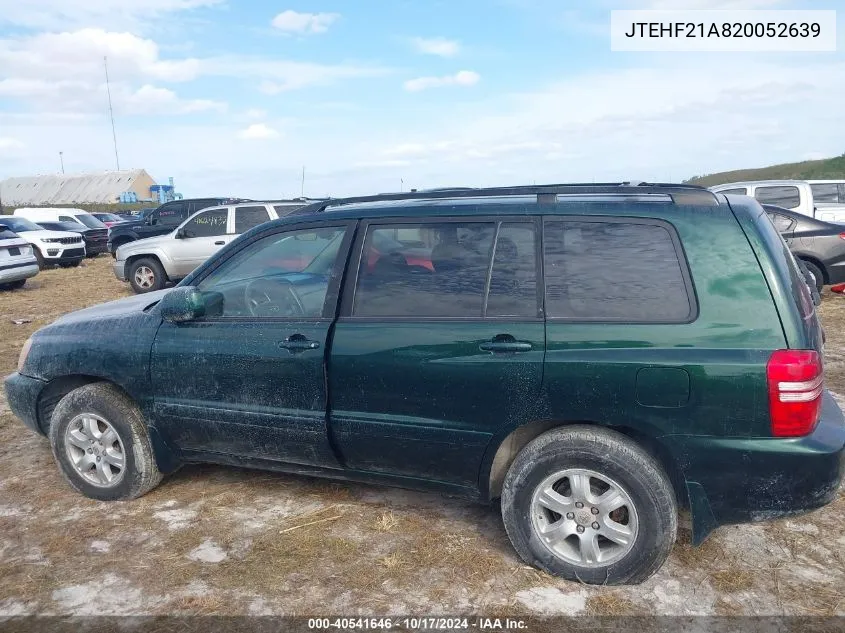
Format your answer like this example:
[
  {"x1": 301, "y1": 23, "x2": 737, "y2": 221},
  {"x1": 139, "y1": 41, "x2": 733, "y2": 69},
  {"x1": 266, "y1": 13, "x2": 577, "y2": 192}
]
[{"x1": 0, "y1": 169, "x2": 156, "y2": 206}]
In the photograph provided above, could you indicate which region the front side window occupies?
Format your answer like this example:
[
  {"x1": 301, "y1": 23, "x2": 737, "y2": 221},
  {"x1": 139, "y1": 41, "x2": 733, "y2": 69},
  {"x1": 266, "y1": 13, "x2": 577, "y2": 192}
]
[
  {"x1": 197, "y1": 226, "x2": 347, "y2": 317},
  {"x1": 720, "y1": 188, "x2": 747, "y2": 196},
  {"x1": 235, "y1": 206, "x2": 271, "y2": 233},
  {"x1": 158, "y1": 203, "x2": 185, "y2": 226},
  {"x1": 543, "y1": 220, "x2": 693, "y2": 322},
  {"x1": 755, "y1": 186, "x2": 800, "y2": 209},
  {"x1": 59, "y1": 215, "x2": 77, "y2": 223},
  {"x1": 182, "y1": 209, "x2": 229, "y2": 238}
]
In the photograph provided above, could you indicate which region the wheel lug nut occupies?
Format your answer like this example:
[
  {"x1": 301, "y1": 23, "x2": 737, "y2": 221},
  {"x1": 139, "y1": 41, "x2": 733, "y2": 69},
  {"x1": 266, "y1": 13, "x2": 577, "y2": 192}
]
[
  {"x1": 591, "y1": 507, "x2": 599, "y2": 515},
  {"x1": 577, "y1": 525, "x2": 585, "y2": 533},
  {"x1": 575, "y1": 502, "x2": 584, "y2": 509},
  {"x1": 96, "y1": 456, "x2": 101, "y2": 462},
  {"x1": 592, "y1": 522, "x2": 600, "y2": 530},
  {"x1": 566, "y1": 512, "x2": 574, "y2": 520},
  {"x1": 87, "y1": 448, "x2": 93, "y2": 453}
]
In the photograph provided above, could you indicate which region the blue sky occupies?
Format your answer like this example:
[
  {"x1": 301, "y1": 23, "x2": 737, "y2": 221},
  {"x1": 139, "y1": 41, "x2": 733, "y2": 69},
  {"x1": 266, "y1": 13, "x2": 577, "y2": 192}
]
[{"x1": 0, "y1": 0, "x2": 843, "y2": 199}]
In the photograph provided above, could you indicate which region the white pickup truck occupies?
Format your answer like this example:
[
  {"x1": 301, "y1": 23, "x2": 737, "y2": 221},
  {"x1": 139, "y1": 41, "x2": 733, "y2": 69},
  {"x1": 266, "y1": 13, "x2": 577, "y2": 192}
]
[
  {"x1": 710, "y1": 180, "x2": 845, "y2": 224},
  {"x1": 113, "y1": 201, "x2": 310, "y2": 293}
]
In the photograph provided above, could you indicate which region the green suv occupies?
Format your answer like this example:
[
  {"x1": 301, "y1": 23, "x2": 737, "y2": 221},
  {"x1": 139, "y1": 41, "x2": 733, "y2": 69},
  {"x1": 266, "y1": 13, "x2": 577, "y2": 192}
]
[{"x1": 5, "y1": 183, "x2": 843, "y2": 585}]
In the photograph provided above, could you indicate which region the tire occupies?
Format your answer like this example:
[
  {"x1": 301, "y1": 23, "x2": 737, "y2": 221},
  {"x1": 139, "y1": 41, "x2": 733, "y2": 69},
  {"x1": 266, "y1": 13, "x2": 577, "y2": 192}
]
[
  {"x1": 1, "y1": 279, "x2": 27, "y2": 290},
  {"x1": 48, "y1": 383, "x2": 163, "y2": 501},
  {"x1": 128, "y1": 257, "x2": 167, "y2": 294},
  {"x1": 501, "y1": 426, "x2": 677, "y2": 585},
  {"x1": 799, "y1": 259, "x2": 824, "y2": 294}
]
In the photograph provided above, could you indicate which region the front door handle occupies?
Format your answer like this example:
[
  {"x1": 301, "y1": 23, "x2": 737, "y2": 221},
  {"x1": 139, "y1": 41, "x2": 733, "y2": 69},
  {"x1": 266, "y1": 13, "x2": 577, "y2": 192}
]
[
  {"x1": 480, "y1": 334, "x2": 532, "y2": 353},
  {"x1": 279, "y1": 334, "x2": 320, "y2": 353},
  {"x1": 214, "y1": 240, "x2": 225, "y2": 245}
]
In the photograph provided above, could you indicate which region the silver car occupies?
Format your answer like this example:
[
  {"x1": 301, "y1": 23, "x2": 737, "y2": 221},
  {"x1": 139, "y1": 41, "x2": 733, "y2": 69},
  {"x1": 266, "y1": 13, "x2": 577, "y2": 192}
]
[{"x1": 114, "y1": 201, "x2": 309, "y2": 293}]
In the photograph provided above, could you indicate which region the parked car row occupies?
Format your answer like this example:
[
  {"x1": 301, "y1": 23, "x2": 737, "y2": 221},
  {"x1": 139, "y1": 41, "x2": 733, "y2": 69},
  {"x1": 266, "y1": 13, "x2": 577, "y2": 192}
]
[
  {"x1": 710, "y1": 179, "x2": 845, "y2": 223},
  {"x1": 111, "y1": 198, "x2": 316, "y2": 293}
]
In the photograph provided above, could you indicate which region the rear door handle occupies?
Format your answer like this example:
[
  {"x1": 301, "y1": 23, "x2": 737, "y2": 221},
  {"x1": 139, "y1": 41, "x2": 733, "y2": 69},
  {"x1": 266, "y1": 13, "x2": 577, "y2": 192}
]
[
  {"x1": 480, "y1": 340, "x2": 533, "y2": 353},
  {"x1": 279, "y1": 334, "x2": 320, "y2": 353},
  {"x1": 214, "y1": 240, "x2": 225, "y2": 245}
]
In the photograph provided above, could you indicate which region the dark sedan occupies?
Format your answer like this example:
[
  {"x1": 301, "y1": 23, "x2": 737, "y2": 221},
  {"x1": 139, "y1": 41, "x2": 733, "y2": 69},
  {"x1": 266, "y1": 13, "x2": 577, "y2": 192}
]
[
  {"x1": 763, "y1": 204, "x2": 845, "y2": 291},
  {"x1": 36, "y1": 221, "x2": 109, "y2": 257}
]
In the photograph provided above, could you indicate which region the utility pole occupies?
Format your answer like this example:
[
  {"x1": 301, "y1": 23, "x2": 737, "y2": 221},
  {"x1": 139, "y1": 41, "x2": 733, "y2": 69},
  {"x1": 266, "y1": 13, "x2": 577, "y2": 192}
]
[
  {"x1": 104, "y1": 56, "x2": 120, "y2": 171},
  {"x1": 301, "y1": 166, "x2": 305, "y2": 198},
  {"x1": 400, "y1": 178, "x2": 404, "y2": 192},
  {"x1": 59, "y1": 151, "x2": 65, "y2": 174}
]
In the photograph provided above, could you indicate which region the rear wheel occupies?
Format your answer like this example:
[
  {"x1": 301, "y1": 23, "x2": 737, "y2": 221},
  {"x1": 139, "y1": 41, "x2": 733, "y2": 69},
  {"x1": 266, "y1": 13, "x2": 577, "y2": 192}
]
[
  {"x1": 49, "y1": 383, "x2": 163, "y2": 501},
  {"x1": 129, "y1": 257, "x2": 167, "y2": 294},
  {"x1": 501, "y1": 426, "x2": 677, "y2": 585},
  {"x1": 0, "y1": 279, "x2": 26, "y2": 290},
  {"x1": 799, "y1": 259, "x2": 824, "y2": 294}
]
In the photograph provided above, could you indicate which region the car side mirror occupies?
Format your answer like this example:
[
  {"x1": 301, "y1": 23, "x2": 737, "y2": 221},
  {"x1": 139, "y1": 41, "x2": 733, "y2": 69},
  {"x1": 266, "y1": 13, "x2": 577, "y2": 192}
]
[
  {"x1": 159, "y1": 286, "x2": 205, "y2": 323},
  {"x1": 175, "y1": 228, "x2": 186, "y2": 239}
]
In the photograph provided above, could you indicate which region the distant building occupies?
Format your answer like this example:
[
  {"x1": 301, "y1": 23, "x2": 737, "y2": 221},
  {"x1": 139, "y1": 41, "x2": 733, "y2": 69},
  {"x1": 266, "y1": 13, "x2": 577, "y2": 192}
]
[{"x1": 0, "y1": 169, "x2": 160, "y2": 206}]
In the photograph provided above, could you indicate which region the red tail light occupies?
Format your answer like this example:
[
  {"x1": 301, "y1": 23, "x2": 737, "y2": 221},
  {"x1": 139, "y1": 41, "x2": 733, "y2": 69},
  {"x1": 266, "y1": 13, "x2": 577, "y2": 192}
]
[
  {"x1": 839, "y1": 233, "x2": 845, "y2": 240},
  {"x1": 767, "y1": 350, "x2": 823, "y2": 437}
]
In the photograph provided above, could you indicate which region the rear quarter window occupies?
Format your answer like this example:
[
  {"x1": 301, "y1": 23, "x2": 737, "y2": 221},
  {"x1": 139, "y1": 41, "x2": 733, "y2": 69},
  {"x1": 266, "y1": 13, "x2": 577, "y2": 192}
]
[{"x1": 543, "y1": 219, "x2": 695, "y2": 322}]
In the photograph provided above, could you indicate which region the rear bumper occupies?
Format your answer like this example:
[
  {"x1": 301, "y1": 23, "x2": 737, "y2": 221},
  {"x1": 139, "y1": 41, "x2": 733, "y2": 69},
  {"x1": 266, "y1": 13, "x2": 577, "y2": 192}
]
[
  {"x1": 0, "y1": 261, "x2": 39, "y2": 283},
  {"x1": 669, "y1": 390, "x2": 844, "y2": 542},
  {"x1": 85, "y1": 242, "x2": 108, "y2": 256},
  {"x1": 4, "y1": 372, "x2": 47, "y2": 435}
]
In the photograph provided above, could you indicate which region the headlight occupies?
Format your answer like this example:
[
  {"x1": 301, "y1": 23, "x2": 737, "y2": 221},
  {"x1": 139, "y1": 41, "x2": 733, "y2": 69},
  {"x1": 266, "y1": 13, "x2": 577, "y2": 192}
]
[
  {"x1": 17, "y1": 337, "x2": 33, "y2": 373},
  {"x1": 42, "y1": 238, "x2": 61, "y2": 243}
]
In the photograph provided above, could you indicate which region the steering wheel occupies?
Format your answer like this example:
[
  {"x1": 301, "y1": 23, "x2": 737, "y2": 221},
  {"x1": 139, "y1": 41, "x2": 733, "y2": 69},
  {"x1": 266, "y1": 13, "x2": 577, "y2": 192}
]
[{"x1": 244, "y1": 278, "x2": 305, "y2": 317}]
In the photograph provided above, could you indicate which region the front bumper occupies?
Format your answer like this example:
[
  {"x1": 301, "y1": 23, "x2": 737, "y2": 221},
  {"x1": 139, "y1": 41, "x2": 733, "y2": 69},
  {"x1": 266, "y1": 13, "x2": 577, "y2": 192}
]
[
  {"x1": 669, "y1": 390, "x2": 845, "y2": 542},
  {"x1": 4, "y1": 372, "x2": 48, "y2": 435},
  {"x1": 85, "y1": 242, "x2": 108, "y2": 256},
  {"x1": 0, "y1": 261, "x2": 39, "y2": 283},
  {"x1": 113, "y1": 259, "x2": 127, "y2": 282}
]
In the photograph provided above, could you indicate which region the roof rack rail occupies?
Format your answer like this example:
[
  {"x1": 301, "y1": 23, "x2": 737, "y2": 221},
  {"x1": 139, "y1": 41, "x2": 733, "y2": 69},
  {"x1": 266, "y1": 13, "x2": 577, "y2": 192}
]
[{"x1": 290, "y1": 182, "x2": 720, "y2": 216}]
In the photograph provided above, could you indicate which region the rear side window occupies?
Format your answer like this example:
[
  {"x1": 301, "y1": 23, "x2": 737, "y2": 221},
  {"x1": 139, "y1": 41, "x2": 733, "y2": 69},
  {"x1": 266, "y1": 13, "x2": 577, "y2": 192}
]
[
  {"x1": 755, "y1": 186, "x2": 800, "y2": 209},
  {"x1": 274, "y1": 204, "x2": 306, "y2": 217},
  {"x1": 766, "y1": 212, "x2": 795, "y2": 233},
  {"x1": 543, "y1": 220, "x2": 693, "y2": 322},
  {"x1": 353, "y1": 221, "x2": 496, "y2": 317},
  {"x1": 159, "y1": 203, "x2": 185, "y2": 226},
  {"x1": 720, "y1": 188, "x2": 747, "y2": 196},
  {"x1": 811, "y1": 183, "x2": 841, "y2": 204},
  {"x1": 235, "y1": 206, "x2": 271, "y2": 233},
  {"x1": 487, "y1": 223, "x2": 538, "y2": 317}
]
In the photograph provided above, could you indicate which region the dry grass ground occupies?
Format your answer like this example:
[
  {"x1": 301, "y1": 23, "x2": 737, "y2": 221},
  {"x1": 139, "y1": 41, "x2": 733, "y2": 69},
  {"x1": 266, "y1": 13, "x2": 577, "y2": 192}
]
[{"x1": 0, "y1": 257, "x2": 843, "y2": 616}]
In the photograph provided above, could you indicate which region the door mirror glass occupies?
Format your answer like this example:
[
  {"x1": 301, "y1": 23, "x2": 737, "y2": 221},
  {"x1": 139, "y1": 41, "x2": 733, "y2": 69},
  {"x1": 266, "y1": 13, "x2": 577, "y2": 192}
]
[
  {"x1": 175, "y1": 228, "x2": 186, "y2": 239},
  {"x1": 159, "y1": 287, "x2": 206, "y2": 323}
]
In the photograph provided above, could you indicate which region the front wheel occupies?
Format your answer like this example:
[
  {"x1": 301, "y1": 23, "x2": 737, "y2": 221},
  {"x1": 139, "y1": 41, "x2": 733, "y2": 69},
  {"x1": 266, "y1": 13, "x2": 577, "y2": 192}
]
[
  {"x1": 49, "y1": 383, "x2": 163, "y2": 501},
  {"x1": 0, "y1": 279, "x2": 27, "y2": 290},
  {"x1": 129, "y1": 257, "x2": 167, "y2": 293},
  {"x1": 501, "y1": 426, "x2": 677, "y2": 585}
]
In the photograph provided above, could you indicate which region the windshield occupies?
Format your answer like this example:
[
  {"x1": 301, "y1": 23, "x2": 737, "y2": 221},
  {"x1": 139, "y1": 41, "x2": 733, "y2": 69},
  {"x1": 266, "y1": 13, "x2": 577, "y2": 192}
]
[
  {"x1": 74, "y1": 214, "x2": 107, "y2": 229},
  {"x1": 0, "y1": 217, "x2": 41, "y2": 232}
]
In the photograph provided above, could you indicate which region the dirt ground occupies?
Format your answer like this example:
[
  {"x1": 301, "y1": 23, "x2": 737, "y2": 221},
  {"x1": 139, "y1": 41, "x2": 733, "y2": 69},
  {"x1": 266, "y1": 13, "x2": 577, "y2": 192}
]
[{"x1": 0, "y1": 257, "x2": 843, "y2": 616}]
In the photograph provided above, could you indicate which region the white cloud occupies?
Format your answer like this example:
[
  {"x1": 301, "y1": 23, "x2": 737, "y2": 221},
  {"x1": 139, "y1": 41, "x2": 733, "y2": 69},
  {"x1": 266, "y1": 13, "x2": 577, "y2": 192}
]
[
  {"x1": 411, "y1": 37, "x2": 460, "y2": 57},
  {"x1": 0, "y1": 0, "x2": 223, "y2": 30},
  {"x1": 0, "y1": 137, "x2": 25, "y2": 150},
  {"x1": 404, "y1": 70, "x2": 480, "y2": 92},
  {"x1": 238, "y1": 123, "x2": 280, "y2": 140},
  {"x1": 245, "y1": 108, "x2": 267, "y2": 119},
  {"x1": 271, "y1": 10, "x2": 340, "y2": 34},
  {"x1": 0, "y1": 29, "x2": 390, "y2": 115},
  {"x1": 120, "y1": 85, "x2": 226, "y2": 115}
]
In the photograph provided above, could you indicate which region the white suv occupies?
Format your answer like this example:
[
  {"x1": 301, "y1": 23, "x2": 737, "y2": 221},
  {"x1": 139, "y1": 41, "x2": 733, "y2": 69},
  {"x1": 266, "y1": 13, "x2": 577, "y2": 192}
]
[
  {"x1": 113, "y1": 201, "x2": 309, "y2": 293},
  {"x1": 0, "y1": 221, "x2": 39, "y2": 289},
  {"x1": 0, "y1": 216, "x2": 85, "y2": 268}
]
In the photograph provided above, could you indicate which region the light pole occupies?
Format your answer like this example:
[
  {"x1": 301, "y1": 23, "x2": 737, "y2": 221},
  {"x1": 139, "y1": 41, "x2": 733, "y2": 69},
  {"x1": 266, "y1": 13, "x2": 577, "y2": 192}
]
[{"x1": 59, "y1": 151, "x2": 65, "y2": 174}]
